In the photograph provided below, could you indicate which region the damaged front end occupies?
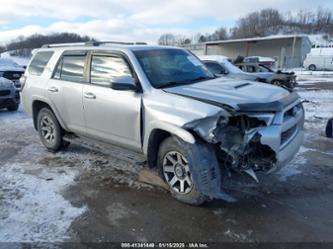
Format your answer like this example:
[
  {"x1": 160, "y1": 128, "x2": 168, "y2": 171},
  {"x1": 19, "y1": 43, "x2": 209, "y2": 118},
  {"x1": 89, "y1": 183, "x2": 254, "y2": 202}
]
[{"x1": 183, "y1": 99, "x2": 304, "y2": 201}]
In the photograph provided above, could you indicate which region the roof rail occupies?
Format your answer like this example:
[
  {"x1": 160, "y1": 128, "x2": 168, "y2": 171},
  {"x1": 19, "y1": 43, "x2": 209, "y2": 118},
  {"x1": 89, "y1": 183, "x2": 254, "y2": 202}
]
[
  {"x1": 85, "y1": 41, "x2": 147, "y2": 46},
  {"x1": 42, "y1": 41, "x2": 147, "y2": 48},
  {"x1": 42, "y1": 42, "x2": 86, "y2": 48}
]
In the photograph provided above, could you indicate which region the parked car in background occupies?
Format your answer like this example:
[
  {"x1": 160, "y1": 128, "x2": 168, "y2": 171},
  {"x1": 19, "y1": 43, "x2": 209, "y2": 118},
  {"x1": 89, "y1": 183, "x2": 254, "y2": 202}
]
[
  {"x1": 236, "y1": 62, "x2": 297, "y2": 89},
  {"x1": 0, "y1": 58, "x2": 25, "y2": 89},
  {"x1": 303, "y1": 53, "x2": 333, "y2": 71},
  {"x1": 0, "y1": 76, "x2": 20, "y2": 111},
  {"x1": 243, "y1": 56, "x2": 276, "y2": 68},
  {"x1": 199, "y1": 55, "x2": 271, "y2": 83},
  {"x1": 22, "y1": 43, "x2": 304, "y2": 205}
]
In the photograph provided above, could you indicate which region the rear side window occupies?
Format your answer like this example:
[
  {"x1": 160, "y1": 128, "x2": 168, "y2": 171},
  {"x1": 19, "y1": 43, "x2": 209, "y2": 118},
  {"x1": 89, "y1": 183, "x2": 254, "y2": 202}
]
[
  {"x1": 28, "y1": 51, "x2": 54, "y2": 75},
  {"x1": 54, "y1": 55, "x2": 86, "y2": 82},
  {"x1": 90, "y1": 55, "x2": 132, "y2": 87}
]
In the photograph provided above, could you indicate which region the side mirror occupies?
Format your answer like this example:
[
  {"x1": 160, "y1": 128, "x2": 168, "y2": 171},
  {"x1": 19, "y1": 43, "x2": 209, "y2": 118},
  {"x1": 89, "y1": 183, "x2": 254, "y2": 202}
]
[
  {"x1": 110, "y1": 75, "x2": 137, "y2": 91},
  {"x1": 222, "y1": 69, "x2": 229, "y2": 75}
]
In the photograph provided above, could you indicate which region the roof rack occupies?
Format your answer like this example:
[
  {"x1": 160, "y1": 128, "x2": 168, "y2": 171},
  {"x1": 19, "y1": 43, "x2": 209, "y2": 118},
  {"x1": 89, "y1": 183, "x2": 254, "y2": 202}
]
[
  {"x1": 42, "y1": 41, "x2": 147, "y2": 48},
  {"x1": 42, "y1": 42, "x2": 86, "y2": 48}
]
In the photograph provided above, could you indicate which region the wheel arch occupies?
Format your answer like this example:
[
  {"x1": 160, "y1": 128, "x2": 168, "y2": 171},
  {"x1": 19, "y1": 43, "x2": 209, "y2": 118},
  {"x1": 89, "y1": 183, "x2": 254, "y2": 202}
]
[
  {"x1": 145, "y1": 122, "x2": 196, "y2": 168},
  {"x1": 32, "y1": 99, "x2": 67, "y2": 131}
]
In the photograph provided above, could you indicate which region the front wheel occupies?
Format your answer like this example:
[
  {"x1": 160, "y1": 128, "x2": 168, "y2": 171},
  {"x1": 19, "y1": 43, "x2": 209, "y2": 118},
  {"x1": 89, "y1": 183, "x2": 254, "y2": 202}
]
[{"x1": 158, "y1": 136, "x2": 208, "y2": 205}]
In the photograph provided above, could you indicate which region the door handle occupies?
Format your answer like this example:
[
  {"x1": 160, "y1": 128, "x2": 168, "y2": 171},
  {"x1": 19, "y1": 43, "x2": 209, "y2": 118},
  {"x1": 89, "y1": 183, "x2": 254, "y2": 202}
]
[
  {"x1": 84, "y1": 92, "x2": 96, "y2": 99},
  {"x1": 48, "y1": 86, "x2": 59, "y2": 93}
]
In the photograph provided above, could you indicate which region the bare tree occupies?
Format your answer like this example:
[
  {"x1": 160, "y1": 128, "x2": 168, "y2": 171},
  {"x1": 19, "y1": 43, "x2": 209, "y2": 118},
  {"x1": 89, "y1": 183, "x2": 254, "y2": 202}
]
[
  {"x1": 158, "y1": 33, "x2": 176, "y2": 46},
  {"x1": 231, "y1": 8, "x2": 284, "y2": 38}
]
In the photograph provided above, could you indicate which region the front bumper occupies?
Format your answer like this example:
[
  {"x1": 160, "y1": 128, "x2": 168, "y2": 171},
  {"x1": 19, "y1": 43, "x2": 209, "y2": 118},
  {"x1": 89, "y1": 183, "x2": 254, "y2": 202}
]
[
  {"x1": 0, "y1": 89, "x2": 20, "y2": 108},
  {"x1": 255, "y1": 101, "x2": 304, "y2": 173}
]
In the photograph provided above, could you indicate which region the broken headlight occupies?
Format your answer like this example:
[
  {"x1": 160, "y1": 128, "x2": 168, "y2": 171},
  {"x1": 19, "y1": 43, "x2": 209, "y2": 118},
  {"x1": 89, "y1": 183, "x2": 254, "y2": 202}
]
[{"x1": 246, "y1": 113, "x2": 275, "y2": 127}]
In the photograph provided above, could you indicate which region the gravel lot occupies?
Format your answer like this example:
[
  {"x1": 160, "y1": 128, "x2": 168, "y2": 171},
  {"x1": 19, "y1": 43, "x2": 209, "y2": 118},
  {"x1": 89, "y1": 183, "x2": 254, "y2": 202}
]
[{"x1": 0, "y1": 79, "x2": 333, "y2": 247}]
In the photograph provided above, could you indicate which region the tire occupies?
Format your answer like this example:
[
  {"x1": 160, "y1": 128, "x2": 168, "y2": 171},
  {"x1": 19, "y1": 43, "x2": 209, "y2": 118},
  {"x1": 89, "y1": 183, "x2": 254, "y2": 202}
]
[
  {"x1": 309, "y1": 64, "x2": 316, "y2": 71},
  {"x1": 7, "y1": 103, "x2": 19, "y2": 111},
  {"x1": 37, "y1": 108, "x2": 63, "y2": 152},
  {"x1": 326, "y1": 118, "x2": 333, "y2": 138},
  {"x1": 157, "y1": 136, "x2": 208, "y2": 205}
]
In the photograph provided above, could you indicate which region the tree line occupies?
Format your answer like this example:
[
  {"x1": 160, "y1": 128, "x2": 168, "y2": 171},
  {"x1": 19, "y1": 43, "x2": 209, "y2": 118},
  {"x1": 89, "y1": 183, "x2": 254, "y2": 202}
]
[
  {"x1": 0, "y1": 33, "x2": 93, "y2": 55},
  {"x1": 158, "y1": 6, "x2": 333, "y2": 45}
]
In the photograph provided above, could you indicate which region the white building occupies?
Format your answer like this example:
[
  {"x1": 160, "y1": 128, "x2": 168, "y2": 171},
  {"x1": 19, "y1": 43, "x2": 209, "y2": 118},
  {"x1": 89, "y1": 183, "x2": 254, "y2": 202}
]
[{"x1": 183, "y1": 35, "x2": 312, "y2": 69}]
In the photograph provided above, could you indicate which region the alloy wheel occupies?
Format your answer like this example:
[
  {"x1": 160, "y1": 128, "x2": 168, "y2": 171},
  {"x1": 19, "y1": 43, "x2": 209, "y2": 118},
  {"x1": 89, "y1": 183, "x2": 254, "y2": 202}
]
[
  {"x1": 162, "y1": 151, "x2": 193, "y2": 194},
  {"x1": 40, "y1": 116, "x2": 56, "y2": 143}
]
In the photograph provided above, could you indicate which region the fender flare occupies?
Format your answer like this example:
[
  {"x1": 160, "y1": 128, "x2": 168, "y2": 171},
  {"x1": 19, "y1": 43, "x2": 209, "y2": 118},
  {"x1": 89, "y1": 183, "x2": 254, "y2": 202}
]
[
  {"x1": 31, "y1": 95, "x2": 69, "y2": 131},
  {"x1": 143, "y1": 121, "x2": 196, "y2": 155}
]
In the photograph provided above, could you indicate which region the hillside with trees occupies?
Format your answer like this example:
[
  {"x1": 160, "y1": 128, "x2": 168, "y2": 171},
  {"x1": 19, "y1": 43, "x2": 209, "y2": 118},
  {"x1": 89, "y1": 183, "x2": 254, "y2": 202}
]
[{"x1": 1, "y1": 32, "x2": 93, "y2": 56}]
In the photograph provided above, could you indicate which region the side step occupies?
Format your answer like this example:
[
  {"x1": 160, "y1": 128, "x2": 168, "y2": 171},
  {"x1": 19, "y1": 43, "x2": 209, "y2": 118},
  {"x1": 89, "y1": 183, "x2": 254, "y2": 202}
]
[{"x1": 63, "y1": 134, "x2": 147, "y2": 166}]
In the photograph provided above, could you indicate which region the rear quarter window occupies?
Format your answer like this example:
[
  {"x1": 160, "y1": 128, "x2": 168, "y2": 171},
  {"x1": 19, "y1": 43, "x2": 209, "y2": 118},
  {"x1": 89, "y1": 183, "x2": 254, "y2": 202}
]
[{"x1": 28, "y1": 51, "x2": 54, "y2": 76}]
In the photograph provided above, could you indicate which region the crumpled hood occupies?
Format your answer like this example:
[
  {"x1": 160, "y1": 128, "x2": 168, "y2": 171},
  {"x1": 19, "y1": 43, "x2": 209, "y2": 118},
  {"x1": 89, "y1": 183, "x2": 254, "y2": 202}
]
[
  {"x1": 0, "y1": 77, "x2": 14, "y2": 89},
  {"x1": 163, "y1": 77, "x2": 294, "y2": 111}
]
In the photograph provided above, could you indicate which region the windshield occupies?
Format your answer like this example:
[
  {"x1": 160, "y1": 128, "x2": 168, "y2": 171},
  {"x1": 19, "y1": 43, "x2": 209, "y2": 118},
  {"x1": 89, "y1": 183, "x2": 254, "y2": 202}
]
[
  {"x1": 133, "y1": 48, "x2": 214, "y2": 88},
  {"x1": 220, "y1": 60, "x2": 244, "y2": 74},
  {"x1": 258, "y1": 64, "x2": 274, "y2": 72}
]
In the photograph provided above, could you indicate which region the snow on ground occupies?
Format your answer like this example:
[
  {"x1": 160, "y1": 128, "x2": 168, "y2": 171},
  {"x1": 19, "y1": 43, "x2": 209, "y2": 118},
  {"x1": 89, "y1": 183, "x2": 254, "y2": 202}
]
[
  {"x1": 0, "y1": 162, "x2": 86, "y2": 242},
  {"x1": 298, "y1": 89, "x2": 333, "y2": 124},
  {"x1": 0, "y1": 51, "x2": 31, "y2": 67},
  {"x1": 0, "y1": 107, "x2": 150, "y2": 242},
  {"x1": 286, "y1": 69, "x2": 333, "y2": 85},
  {"x1": 0, "y1": 110, "x2": 87, "y2": 242}
]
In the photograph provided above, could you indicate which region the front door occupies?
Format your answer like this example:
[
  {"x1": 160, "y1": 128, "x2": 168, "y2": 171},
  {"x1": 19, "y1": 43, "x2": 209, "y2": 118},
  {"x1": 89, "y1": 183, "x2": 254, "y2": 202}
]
[{"x1": 83, "y1": 53, "x2": 142, "y2": 151}]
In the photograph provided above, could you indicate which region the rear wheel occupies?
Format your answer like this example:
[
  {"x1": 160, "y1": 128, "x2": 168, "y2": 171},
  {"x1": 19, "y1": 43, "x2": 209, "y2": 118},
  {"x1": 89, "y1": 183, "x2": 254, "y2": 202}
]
[
  {"x1": 37, "y1": 108, "x2": 63, "y2": 152},
  {"x1": 309, "y1": 64, "x2": 316, "y2": 71},
  {"x1": 158, "y1": 136, "x2": 207, "y2": 205}
]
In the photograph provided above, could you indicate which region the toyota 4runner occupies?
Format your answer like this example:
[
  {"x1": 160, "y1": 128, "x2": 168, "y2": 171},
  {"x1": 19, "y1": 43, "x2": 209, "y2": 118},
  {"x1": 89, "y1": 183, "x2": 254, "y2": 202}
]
[{"x1": 22, "y1": 42, "x2": 304, "y2": 205}]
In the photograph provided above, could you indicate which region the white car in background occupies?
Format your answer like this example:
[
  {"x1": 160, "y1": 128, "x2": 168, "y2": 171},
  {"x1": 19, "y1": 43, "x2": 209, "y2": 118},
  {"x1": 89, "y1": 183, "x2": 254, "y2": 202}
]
[
  {"x1": 303, "y1": 53, "x2": 333, "y2": 71},
  {"x1": 0, "y1": 58, "x2": 25, "y2": 89}
]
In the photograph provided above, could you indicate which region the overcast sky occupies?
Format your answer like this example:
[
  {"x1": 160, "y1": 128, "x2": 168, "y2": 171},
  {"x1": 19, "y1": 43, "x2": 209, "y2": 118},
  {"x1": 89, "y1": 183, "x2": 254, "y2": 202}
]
[{"x1": 0, "y1": 0, "x2": 332, "y2": 44}]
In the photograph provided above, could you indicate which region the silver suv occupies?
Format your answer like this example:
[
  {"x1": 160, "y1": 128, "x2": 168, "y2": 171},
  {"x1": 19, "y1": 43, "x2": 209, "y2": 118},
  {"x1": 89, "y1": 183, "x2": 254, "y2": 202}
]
[{"x1": 22, "y1": 42, "x2": 304, "y2": 205}]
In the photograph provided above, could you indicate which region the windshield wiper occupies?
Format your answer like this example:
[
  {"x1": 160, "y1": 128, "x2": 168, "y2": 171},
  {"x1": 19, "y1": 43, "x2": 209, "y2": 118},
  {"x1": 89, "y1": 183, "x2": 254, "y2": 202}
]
[
  {"x1": 158, "y1": 76, "x2": 215, "y2": 89},
  {"x1": 186, "y1": 76, "x2": 216, "y2": 83}
]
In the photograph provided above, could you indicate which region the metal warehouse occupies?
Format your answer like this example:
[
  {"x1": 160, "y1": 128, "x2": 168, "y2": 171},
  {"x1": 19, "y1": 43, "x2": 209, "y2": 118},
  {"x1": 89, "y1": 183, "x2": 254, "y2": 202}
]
[{"x1": 202, "y1": 35, "x2": 312, "y2": 69}]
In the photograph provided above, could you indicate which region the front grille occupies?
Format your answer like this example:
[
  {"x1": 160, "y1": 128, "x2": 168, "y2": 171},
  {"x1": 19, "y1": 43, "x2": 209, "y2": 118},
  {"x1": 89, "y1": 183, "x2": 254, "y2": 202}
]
[
  {"x1": 2, "y1": 71, "x2": 23, "y2": 80},
  {"x1": 0, "y1": 90, "x2": 10, "y2": 96},
  {"x1": 281, "y1": 124, "x2": 297, "y2": 145}
]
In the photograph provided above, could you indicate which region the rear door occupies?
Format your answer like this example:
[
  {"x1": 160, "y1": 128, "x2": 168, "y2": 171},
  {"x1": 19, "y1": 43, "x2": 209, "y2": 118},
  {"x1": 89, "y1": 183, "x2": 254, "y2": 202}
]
[
  {"x1": 47, "y1": 51, "x2": 87, "y2": 135},
  {"x1": 83, "y1": 52, "x2": 142, "y2": 151}
]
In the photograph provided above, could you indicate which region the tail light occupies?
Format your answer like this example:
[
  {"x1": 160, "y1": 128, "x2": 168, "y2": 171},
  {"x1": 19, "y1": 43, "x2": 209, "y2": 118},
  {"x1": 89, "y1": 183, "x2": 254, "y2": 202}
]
[{"x1": 19, "y1": 75, "x2": 27, "y2": 90}]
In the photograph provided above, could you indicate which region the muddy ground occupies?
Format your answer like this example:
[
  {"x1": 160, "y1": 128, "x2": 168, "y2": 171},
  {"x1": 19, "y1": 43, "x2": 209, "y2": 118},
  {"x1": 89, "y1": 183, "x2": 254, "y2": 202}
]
[{"x1": 0, "y1": 82, "x2": 333, "y2": 248}]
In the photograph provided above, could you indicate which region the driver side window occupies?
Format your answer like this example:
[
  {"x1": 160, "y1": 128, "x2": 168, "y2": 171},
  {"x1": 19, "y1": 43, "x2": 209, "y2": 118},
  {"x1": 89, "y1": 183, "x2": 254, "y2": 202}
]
[{"x1": 90, "y1": 55, "x2": 132, "y2": 87}]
